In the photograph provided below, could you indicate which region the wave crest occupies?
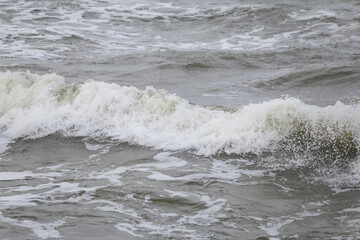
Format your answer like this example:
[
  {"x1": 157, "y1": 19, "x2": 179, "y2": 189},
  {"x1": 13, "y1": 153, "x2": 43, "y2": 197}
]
[{"x1": 0, "y1": 72, "x2": 359, "y2": 158}]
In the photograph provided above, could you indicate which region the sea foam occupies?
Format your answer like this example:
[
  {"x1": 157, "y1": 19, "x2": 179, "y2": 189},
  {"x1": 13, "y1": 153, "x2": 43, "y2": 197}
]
[{"x1": 0, "y1": 71, "x2": 359, "y2": 156}]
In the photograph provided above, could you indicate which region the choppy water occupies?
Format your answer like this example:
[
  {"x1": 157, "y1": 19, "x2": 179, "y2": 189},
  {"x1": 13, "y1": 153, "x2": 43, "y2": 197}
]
[{"x1": 1, "y1": 0, "x2": 360, "y2": 239}]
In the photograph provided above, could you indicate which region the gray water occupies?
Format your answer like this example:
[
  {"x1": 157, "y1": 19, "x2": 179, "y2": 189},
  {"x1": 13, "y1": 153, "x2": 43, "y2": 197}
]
[{"x1": 0, "y1": 0, "x2": 360, "y2": 239}]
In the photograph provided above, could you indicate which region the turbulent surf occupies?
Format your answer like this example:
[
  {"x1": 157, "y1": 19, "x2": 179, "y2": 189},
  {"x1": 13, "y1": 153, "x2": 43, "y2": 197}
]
[
  {"x1": 1, "y1": 0, "x2": 360, "y2": 239},
  {"x1": 1, "y1": 72, "x2": 359, "y2": 158}
]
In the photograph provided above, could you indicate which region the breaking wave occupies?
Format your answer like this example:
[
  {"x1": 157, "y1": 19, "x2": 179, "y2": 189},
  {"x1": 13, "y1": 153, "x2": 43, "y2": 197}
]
[{"x1": 1, "y1": 72, "x2": 359, "y2": 159}]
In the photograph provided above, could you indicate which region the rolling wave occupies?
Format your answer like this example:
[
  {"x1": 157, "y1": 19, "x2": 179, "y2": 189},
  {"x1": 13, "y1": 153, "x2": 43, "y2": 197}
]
[{"x1": 1, "y1": 72, "x2": 359, "y2": 158}]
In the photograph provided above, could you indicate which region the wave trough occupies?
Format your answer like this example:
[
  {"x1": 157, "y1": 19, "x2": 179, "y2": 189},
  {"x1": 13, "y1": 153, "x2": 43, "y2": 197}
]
[{"x1": 1, "y1": 72, "x2": 359, "y2": 157}]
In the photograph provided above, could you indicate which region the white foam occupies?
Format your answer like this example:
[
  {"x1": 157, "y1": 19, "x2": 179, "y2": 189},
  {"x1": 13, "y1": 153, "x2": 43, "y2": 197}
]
[
  {"x1": 91, "y1": 199, "x2": 141, "y2": 219},
  {"x1": 0, "y1": 1, "x2": 271, "y2": 59},
  {"x1": 273, "y1": 183, "x2": 293, "y2": 193},
  {"x1": 145, "y1": 155, "x2": 245, "y2": 184},
  {"x1": 164, "y1": 189, "x2": 190, "y2": 198},
  {"x1": 0, "y1": 181, "x2": 99, "y2": 212},
  {"x1": 84, "y1": 142, "x2": 105, "y2": 151},
  {"x1": 0, "y1": 212, "x2": 65, "y2": 239},
  {"x1": 178, "y1": 197, "x2": 227, "y2": 227},
  {"x1": 296, "y1": 210, "x2": 322, "y2": 217},
  {"x1": 259, "y1": 218, "x2": 294, "y2": 237},
  {"x1": 88, "y1": 152, "x2": 188, "y2": 184},
  {"x1": 289, "y1": 10, "x2": 337, "y2": 21},
  {"x1": 137, "y1": 220, "x2": 196, "y2": 236},
  {"x1": 308, "y1": 200, "x2": 330, "y2": 207},
  {"x1": 1, "y1": 0, "x2": 359, "y2": 60},
  {"x1": 1, "y1": 72, "x2": 359, "y2": 157},
  {"x1": 13, "y1": 182, "x2": 57, "y2": 192},
  {"x1": 0, "y1": 171, "x2": 62, "y2": 181},
  {"x1": 0, "y1": 193, "x2": 38, "y2": 208},
  {"x1": 89, "y1": 165, "x2": 128, "y2": 184},
  {"x1": 114, "y1": 223, "x2": 143, "y2": 237},
  {"x1": 0, "y1": 171, "x2": 34, "y2": 181},
  {"x1": 343, "y1": 207, "x2": 360, "y2": 213},
  {"x1": 146, "y1": 156, "x2": 263, "y2": 184},
  {"x1": 41, "y1": 182, "x2": 99, "y2": 200},
  {"x1": 84, "y1": 142, "x2": 112, "y2": 160}
]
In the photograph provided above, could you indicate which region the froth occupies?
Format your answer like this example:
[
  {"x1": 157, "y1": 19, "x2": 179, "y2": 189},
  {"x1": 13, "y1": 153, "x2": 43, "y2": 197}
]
[{"x1": 0, "y1": 72, "x2": 359, "y2": 157}]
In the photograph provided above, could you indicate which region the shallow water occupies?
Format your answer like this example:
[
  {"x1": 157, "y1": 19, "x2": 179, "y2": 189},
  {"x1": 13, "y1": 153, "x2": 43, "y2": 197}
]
[
  {"x1": 1, "y1": 136, "x2": 359, "y2": 239},
  {"x1": 1, "y1": 0, "x2": 360, "y2": 239}
]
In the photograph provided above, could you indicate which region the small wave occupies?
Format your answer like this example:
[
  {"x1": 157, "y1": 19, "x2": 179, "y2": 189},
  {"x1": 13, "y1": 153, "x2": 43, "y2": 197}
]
[
  {"x1": 0, "y1": 136, "x2": 11, "y2": 158},
  {"x1": 289, "y1": 10, "x2": 337, "y2": 21},
  {"x1": 0, "y1": 72, "x2": 359, "y2": 159},
  {"x1": 251, "y1": 67, "x2": 360, "y2": 90},
  {"x1": 108, "y1": 4, "x2": 269, "y2": 22}
]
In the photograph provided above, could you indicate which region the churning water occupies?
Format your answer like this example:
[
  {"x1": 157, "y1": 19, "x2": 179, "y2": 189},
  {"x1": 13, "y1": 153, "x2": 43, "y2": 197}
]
[{"x1": 1, "y1": 0, "x2": 360, "y2": 239}]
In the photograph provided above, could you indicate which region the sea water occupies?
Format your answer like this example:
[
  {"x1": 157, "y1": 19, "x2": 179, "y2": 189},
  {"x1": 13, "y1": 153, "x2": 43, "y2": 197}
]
[{"x1": 1, "y1": 0, "x2": 360, "y2": 239}]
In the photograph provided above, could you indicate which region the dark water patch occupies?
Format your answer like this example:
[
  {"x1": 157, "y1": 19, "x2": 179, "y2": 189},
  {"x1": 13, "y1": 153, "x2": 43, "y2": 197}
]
[
  {"x1": 152, "y1": 50, "x2": 261, "y2": 71},
  {"x1": 5, "y1": 135, "x2": 90, "y2": 169},
  {"x1": 251, "y1": 67, "x2": 360, "y2": 90},
  {"x1": 147, "y1": 196, "x2": 207, "y2": 209},
  {"x1": 33, "y1": 17, "x2": 63, "y2": 23},
  {"x1": 183, "y1": 62, "x2": 214, "y2": 71},
  {"x1": 0, "y1": 64, "x2": 51, "y2": 74},
  {"x1": 82, "y1": 11, "x2": 101, "y2": 20},
  {"x1": 93, "y1": 187, "x2": 127, "y2": 200}
]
